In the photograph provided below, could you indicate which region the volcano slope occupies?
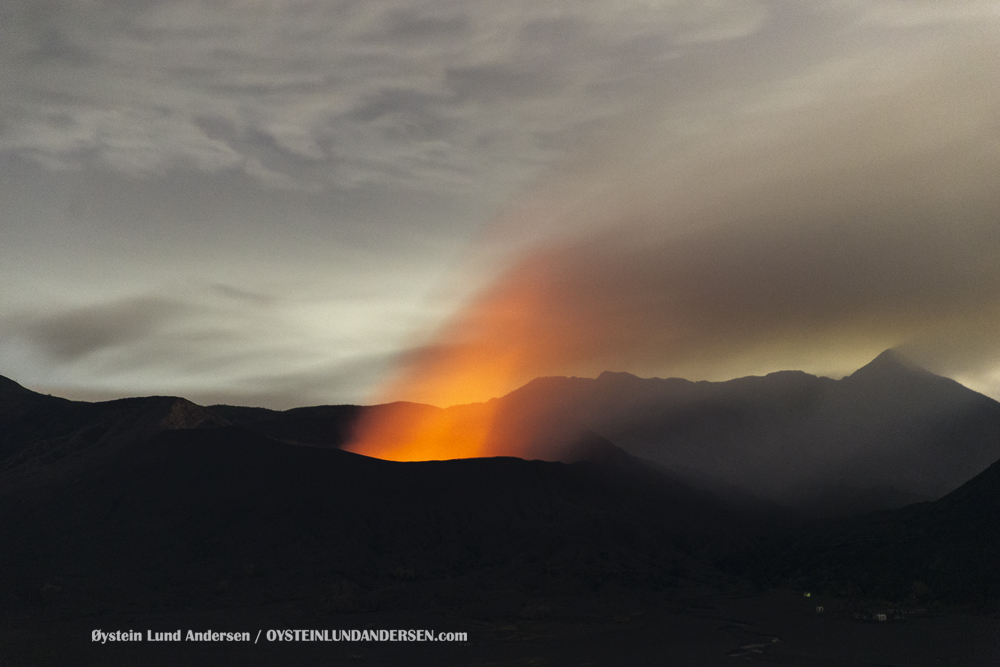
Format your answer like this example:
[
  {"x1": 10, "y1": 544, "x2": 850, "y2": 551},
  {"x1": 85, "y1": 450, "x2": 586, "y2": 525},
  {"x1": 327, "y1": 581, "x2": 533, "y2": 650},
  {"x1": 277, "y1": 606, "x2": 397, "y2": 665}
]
[
  {"x1": 734, "y1": 449, "x2": 1000, "y2": 608},
  {"x1": 0, "y1": 426, "x2": 758, "y2": 621}
]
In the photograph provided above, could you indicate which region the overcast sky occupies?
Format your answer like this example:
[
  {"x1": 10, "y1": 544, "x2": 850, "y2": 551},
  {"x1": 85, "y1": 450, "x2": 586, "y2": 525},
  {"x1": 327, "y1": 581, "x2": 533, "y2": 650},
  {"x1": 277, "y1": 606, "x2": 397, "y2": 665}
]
[{"x1": 2, "y1": 0, "x2": 999, "y2": 408}]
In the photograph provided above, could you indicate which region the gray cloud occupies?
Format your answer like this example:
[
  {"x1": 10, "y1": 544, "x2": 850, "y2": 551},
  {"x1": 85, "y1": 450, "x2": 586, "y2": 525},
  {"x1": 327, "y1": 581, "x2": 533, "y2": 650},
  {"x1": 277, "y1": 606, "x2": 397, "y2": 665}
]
[
  {"x1": 28, "y1": 27, "x2": 97, "y2": 65},
  {"x1": 192, "y1": 114, "x2": 331, "y2": 188},
  {"x1": 8, "y1": 297, "x2": 191, "y2": 363},
  {"x1": 348, "y1": 88, "x2": 443, "y2": 121},
  {"x1": 0, "y1": 0, "x2": 774, "y2": 192},
  {"x1": 377, "y1": 9, "x2": 470, "y2": 42},
  {"x1": 344, "y1": 88, "x2": 455, "y2": 145},
  {"x1": 446, "y1": 64, "x2": 567, "y2": 103},
  {"x1": 209, "y1": 284, "x2": 279, "y2": 308}
]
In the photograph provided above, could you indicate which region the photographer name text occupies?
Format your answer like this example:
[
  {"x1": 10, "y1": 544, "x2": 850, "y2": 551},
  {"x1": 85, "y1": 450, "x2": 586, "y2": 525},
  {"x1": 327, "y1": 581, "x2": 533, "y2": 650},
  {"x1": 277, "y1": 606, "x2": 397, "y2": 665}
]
[{"x1": 91, "y1": 629, "x2": 467, "y2": 644}]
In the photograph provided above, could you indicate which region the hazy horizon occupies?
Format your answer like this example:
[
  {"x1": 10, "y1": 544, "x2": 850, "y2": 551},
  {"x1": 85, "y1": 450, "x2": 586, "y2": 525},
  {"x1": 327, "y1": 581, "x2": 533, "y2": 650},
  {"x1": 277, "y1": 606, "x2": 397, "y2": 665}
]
[{"x1": 0, "y1": 347, "x2": 963, "y2": 412}]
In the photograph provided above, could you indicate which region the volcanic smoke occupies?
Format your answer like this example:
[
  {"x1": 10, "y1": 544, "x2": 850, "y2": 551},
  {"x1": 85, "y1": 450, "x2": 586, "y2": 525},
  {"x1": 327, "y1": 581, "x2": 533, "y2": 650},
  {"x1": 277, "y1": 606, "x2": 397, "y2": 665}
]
[{"x1": 346, "y1": 37, "x2": 1000, "y2": 461}]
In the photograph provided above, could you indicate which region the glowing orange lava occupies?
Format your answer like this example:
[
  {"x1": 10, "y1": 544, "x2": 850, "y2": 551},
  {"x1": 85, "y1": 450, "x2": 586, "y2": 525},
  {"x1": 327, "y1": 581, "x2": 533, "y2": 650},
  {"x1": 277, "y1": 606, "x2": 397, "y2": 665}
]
[{"x1": 344, "y1": 401, "x2": 498, "y2": 461}]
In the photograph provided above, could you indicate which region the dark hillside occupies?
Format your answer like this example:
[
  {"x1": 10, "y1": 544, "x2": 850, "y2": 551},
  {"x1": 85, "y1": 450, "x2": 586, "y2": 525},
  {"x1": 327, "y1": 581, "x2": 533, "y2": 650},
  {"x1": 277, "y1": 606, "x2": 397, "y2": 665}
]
[
  {"x1": 734, "y1": 454, "x2": 1000, "y2": 606},
  {"x1": 0, "y1": 425, "x2": 756, "y2": 625},
  {"x1": 210, "y1": 403, "x2": 363, "y2": 448},
  {"x1": 483, "y1": 351, "x2": 1000, "y2": 514}
]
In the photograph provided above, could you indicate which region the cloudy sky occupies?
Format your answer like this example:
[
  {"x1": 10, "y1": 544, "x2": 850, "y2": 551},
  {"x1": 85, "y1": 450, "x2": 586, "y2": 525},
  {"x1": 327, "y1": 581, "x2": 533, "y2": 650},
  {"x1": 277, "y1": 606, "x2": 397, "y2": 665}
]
[{"x1": 2, "y1": 0, "x2": 999, "y2": 408}]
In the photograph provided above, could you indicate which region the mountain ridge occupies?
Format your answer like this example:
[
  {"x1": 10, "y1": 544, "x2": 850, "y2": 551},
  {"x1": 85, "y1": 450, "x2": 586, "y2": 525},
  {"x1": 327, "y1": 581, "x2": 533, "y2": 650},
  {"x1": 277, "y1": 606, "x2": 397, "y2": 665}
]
[
  {"x1": 0, "y1": 391, "x2": 229, "y2": 485},
  {"x1": 4, "y1": 350, "x2": 1000, "y2": 516},
  {"x1": 0, "y1": 374, "x2": 34, "y2": 394},
  {"x1": 472, "y1": 353, "x2": 1000, "y2": 514}
]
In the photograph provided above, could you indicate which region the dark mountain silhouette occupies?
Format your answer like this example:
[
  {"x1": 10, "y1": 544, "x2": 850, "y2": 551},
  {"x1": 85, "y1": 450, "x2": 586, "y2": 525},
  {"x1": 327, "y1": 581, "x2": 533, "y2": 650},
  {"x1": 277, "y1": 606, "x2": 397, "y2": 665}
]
[
  {"x1": 208, "y1": 403, "x2": 363, "y2": 448},
  {"x1": 0, "y1": 378, "x2": 227, "y2": 484},
  {"x1": 739, "y1": 452, "x2": 1000, "y2": 607},
  {"x1": 557, "y1": 430, "x2": 796, "y2": 524},
  {"x1": 0, "y1": 422, "x2": 755, "y2": 625},
  {"x1": 476, "y1": 350, "x2": 1000, "y2": 515},
  {"x1": 0, "y1": 374, "x2": 32, "y2": 394},
  {"x1": 557, "y1": 430, "x2": 636, "y2": 465},
  {"x1": 205, "y1": 351, "x2": 1000, "y2": 516}
]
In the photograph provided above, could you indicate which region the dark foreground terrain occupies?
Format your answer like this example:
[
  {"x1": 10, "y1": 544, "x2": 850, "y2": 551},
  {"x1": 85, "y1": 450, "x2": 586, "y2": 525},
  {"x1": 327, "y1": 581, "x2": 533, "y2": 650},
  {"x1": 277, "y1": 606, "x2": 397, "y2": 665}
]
[{"x1": 3, "y1": 356, "x2": 1000, "y2": 665}]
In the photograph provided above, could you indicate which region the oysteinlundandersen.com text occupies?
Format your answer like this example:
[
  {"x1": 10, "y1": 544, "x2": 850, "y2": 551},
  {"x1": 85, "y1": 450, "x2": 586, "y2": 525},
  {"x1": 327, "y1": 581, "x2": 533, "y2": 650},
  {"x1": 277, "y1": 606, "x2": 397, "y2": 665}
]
[{"x1": 92, "y1": 628, "x2": 468, "y2": 644}]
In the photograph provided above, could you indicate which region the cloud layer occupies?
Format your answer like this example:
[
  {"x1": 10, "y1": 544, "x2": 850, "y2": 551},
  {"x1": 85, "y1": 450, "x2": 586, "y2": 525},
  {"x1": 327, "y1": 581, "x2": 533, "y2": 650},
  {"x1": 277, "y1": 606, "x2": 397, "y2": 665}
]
[
  {"x1": 2, "y1": 1, "x2": 999, "y2": 407},
  {"x1": 0, "y1": 0, "x2": 770, "y2": 192}
]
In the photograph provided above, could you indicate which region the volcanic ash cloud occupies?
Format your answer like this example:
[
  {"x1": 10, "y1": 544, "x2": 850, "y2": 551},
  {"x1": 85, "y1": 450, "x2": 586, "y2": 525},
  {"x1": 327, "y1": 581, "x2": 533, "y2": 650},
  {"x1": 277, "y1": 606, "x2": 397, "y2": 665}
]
[{"x1": 348, "y1": 36, "x2": 1000, "y2": 461}]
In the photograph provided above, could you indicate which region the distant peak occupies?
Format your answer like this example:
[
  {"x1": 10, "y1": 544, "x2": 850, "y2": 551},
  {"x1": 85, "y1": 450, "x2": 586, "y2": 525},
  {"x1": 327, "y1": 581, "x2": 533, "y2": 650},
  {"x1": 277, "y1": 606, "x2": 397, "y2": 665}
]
[
  {"x1": 596, "y1": 371, "x2": 641, "y2": 381},
  {"x1": 848, "y1": 349, "x2": 928, "y2": 381}
]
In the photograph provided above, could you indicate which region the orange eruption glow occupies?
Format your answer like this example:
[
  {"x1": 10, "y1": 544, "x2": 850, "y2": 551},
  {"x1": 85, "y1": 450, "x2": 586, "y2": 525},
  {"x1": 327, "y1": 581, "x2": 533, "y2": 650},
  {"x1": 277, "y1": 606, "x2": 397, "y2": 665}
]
[
  {"x1": 344, "y1": 254, "x2": 568, "y2": 462},
  {"x1": 344, "y1": 401, "x2": 500, "y2": 462}
]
